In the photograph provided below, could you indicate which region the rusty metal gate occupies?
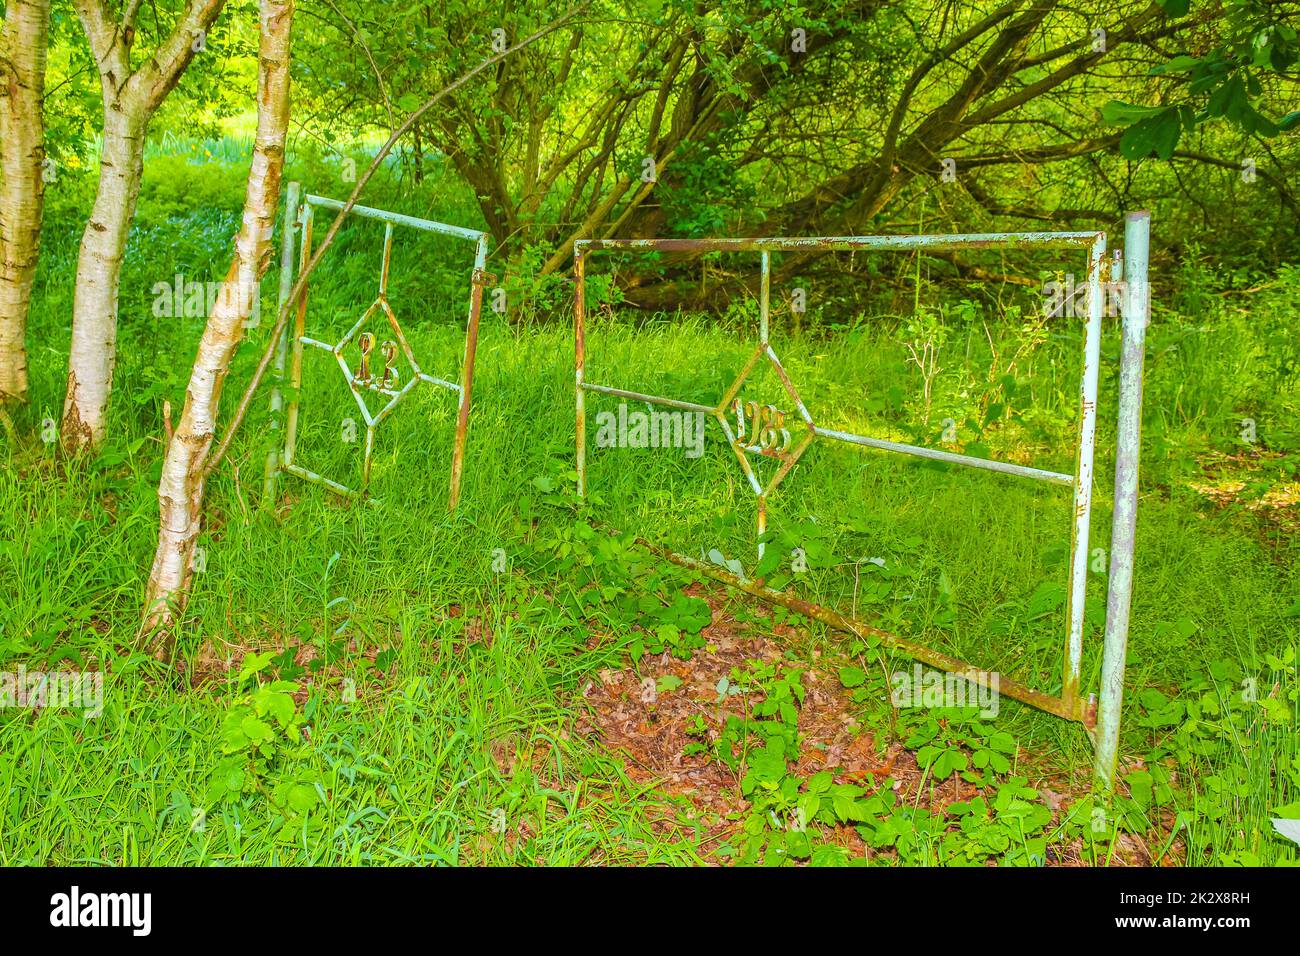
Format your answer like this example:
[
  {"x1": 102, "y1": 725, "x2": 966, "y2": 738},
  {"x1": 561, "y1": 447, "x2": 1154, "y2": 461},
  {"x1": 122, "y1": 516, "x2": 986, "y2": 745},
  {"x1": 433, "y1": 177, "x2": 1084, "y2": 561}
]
[
  {"x1": 573, "y1": 213, "x2": 1151, "y2": 789},
  {"x1": 263, "y1": 183, "x2": 490, "y2": 509}
]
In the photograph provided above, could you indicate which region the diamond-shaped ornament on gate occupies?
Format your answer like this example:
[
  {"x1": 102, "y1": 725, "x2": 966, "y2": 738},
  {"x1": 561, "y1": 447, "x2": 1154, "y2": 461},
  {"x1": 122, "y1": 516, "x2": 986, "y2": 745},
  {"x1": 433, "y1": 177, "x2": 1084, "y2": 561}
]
[
  {"x1": 332, "y1": 293, "x2": 426, "y2": 431},
  {"x1": 315, "y1": 220, "x2": 462, "y2": 491},
  {"x1": 712, "y1": 341, "x2": 817, "y2": 499}
]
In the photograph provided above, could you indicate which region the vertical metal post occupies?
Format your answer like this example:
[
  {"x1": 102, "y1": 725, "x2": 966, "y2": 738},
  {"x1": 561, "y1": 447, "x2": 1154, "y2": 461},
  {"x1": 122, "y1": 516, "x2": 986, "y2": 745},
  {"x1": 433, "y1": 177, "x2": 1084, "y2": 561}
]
[
  {"x1": 575, "y1": 245, "x2": 587, "y2": 498},
  {"x1": 1095, "y1": 211, "x2": 1150, "y2": 790},
  {"x1": 756, "y1": 250, "x2": 771, "y2": 561},
  {"x1": 1063, "y1": 235, "x2": 1105, "y2": 710},
  {"x1": 282, "y1": 203, "x2": 315, "y2": 470},
  {"x1": 262, "y1": 181, "x2": 301, "y2": 505},
  {"x1": 363, "y1": 425, "x2": 376, "y2": 488},
  {"x1": 448, "y1": 233, "x2": 488, "y2": 511},
  {"x1": 379, "y1": 223, "x2": 393, "y2": 295}
]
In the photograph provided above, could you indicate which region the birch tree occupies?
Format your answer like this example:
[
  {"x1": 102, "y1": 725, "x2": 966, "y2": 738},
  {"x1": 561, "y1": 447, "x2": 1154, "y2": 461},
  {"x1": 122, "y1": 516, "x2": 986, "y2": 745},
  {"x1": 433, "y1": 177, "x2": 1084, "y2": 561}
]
[
  {"x1": 137, "y1": 9, "x2": 583, "y2": 661},
  {"x1": 0, "y1": 0, "x2": 52, "y2": 406},
  {"x1": 61, "y1": 0, "x2": 226, "y2": 452},
  {"x1": 139, "y1": 0, "x2": 292, "y2": 659}
]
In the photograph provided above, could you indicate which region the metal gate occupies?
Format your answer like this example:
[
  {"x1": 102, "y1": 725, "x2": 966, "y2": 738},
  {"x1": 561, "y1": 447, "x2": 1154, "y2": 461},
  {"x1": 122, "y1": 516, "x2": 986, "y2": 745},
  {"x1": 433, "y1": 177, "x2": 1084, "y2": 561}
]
[
  {"x1": 573, "y1": 213, "x2": 1150, "y2": 789},
  {"x1": 263, "y1": 183, "x2": 490, "y2": 509}
]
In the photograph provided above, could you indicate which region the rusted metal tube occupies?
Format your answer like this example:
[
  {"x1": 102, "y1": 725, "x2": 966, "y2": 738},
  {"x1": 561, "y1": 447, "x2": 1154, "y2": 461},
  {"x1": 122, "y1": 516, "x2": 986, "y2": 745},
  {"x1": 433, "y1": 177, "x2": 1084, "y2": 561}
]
[
  {"x1": 448, "y1": 234, "x2": 489, "y2": 511},
  {"x1": 1063, "y1": 236, "x2": 1106, "y2": 709},
  {"x1": 639, "y1": 537, "x2": 1090, "y2": 724},
  {"x1": 283, "y1": 462, "x2": 352, "y2": 497},
  {"x1": 812, "y1": 426, "x2": 1074, "y2": 485},
  {"x1": 577, "y1": 232, "x2": 1103, "y2": 254},
  {"x1": 575, "y1": 246, "x2": 588, "y2": 498},
  {"x1": 571, "y1": 222, "x2": 1157, "y2": 768},
  {"x1": 262, "y1": 181, "x2": 301, "y2": 506},
  {"x1": 305, "y1": 194, "x2": 486, "y2": 242},
  {"x1": 1095, "y1": 212, "x2": 1151, "y2": 790},
  {"x1": 282, "y1": 203, "x2": 315, "y2": 470},
  {"x1": 278, "y1": 193, "x2": 486, "y2": 504},
  {"x1": 379, "y1": 223, "x2": 393, "y2": 294},
  {"x1": 580, "y1": 381, "x2": 713, "y2": 414}
]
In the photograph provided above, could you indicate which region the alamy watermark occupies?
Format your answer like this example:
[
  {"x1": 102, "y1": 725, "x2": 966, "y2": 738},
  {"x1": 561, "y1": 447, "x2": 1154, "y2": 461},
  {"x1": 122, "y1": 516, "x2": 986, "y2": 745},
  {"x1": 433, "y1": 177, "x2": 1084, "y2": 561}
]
[
  {"x1": 890, "y1": 664, "x2": 999, "y2": 718},
  {"x1": 1, "y1": 666, "x2": 103, "y2": 718},
  {"x1": 593, "y1": 402, "x2": 706, "y2": 458},
  {"x1": 1042, "y1": 260, "x2": 1127, "y2": 319},
  {"x1": 151, "y1": 274, "x2": 261, "y2": 328}
]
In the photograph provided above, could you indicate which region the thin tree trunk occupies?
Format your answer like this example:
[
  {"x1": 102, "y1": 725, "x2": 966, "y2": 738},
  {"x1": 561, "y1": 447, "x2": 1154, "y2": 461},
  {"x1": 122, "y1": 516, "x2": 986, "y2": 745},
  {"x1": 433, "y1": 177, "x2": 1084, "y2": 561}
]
[
  {"x1": 61, "y1": 103, "x2": 146, "y2": 448},
  {"x1": 0, "y1": 0, "x2": 52, "y2": 406},
  {"x1": 62, "y1": 0, "x2": 228, "y2": 453},
  {"x1": 139, "y1": 0, "x2": 294, "y2": 661}
]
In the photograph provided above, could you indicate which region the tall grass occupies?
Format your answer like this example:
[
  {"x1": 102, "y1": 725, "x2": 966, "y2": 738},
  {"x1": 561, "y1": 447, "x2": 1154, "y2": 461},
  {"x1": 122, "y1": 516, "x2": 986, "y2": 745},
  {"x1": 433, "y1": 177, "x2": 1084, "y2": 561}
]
[{"x1": 1, "y1": 139, "x2": 1295, "y2": 866}]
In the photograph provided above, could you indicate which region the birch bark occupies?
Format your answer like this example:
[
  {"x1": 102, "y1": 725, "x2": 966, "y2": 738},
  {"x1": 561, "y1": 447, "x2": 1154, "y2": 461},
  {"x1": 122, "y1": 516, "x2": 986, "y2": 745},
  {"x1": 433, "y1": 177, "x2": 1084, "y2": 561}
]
[
  {"x1": 0, "y1": 0, "x2": 52, "y2": 405},
  {"x1": 140, "y1": 0, "x2": 294, "y2": 659},
  {"x1": 61, "y1": 0, "x2": 226, "y2": 451}
]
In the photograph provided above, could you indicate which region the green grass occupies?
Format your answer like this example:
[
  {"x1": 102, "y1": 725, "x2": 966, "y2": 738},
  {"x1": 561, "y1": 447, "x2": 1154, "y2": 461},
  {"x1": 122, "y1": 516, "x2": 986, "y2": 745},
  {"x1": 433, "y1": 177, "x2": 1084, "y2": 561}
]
[{"x1": 1, "y1": 145, "x2": 1296, "y2": 866}]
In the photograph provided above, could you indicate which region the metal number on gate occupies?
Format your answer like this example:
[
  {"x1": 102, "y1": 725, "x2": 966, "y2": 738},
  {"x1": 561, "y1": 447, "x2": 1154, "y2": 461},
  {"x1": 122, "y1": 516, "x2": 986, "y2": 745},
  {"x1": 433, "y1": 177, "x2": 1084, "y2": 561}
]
[
  {"x1": 264, "y1": 185, "x2": 491, "y2": 509},
  {"x1": 734, "y1": 398, "x2": 792, "y2": 455}
]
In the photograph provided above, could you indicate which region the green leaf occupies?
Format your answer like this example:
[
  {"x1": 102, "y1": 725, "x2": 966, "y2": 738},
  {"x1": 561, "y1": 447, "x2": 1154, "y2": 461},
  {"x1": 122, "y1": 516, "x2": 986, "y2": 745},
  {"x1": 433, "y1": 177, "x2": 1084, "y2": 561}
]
[
  {"x1": 1126, "y1": 769, "x2": 1154, "y2": 807},
  {"x1": 238, "y1": 651, "x2": 276, "y2": 681},
  {"x1": 240, "y1": 715, "x2": 274, "y2": 744},
  {"x1": 1272, "y1": 801, "x2": 1300, "y2": 820},
  {"x1": 287, "y1": 784, "x2": 318, "y2": 813},
  {"x1": 807, "y1": 771, "x2": 834, "y2": 793},
  {"x1": 1100, "y1": 100, "x2": 1167, "y2": 125},
  {"x1": 754, "y1": 545, "x2": 783, "y2": 579},
  {"x1": 1149, "y1": 54, "x2": 1202, "y2": 76},
  {"x1": 1120, "y1": 110, "x2": 1182, "y2": 160},
  {"x1": 265, "y1": 692, "x2": 295, "y2": 728},
  {"x1": 1026, "y1": 581, "x2": 1065, "y2": 619},
  {"x1": 838, "y1": 665, "x2": 867, "y2": 688}
]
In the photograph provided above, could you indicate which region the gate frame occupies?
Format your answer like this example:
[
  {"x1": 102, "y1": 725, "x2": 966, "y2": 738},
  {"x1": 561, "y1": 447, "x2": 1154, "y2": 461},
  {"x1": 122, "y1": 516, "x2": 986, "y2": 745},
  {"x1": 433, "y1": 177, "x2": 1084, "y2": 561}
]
[
  {"x1": 573, "y1": 213, "x2": 1150, "y2": 790},
  {"x1": 262, "y1": 183, "x2": 490, "y2": 510}
]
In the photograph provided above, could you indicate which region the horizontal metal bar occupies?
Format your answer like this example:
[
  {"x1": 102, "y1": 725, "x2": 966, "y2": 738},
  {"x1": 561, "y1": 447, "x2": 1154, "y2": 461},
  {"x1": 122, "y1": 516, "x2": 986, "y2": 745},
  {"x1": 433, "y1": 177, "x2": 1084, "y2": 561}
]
[
  {"x1": 577, "y1": 231, "x2": 1103, "y2": 255},
  {"x1": 418, "y1": 372, "x2": 462, "y2": 393},
  {"x1": 301, "y1": 336, "x2": 334, "y2": 351},
  {"x1": 638, "y1": 536, "x2": 1091, "y2": 725},
  {"x1": 581, "y1": 381, "x2": 714, "y2": 415},
  {"x1": 283, "y1": 462, "x2": 354, "y2": 497},
  {"x1": 305, "y1": 194, "x2": 486, "y2": 242},
  {"x1": 813, "y1": 426, "x2": 1074, "y2": 486}
]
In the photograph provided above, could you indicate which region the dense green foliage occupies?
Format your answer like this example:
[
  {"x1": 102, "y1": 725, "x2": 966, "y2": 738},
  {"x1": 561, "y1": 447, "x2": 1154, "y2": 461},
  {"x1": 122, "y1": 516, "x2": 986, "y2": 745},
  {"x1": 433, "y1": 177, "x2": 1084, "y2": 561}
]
[{"x1": 2, "y1": 129, "x2": 1296, "y2": 863}]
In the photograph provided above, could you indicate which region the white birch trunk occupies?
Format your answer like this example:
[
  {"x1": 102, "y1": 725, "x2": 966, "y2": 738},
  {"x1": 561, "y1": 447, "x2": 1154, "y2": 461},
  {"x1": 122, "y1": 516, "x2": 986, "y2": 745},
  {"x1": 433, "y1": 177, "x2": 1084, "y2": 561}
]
[
  {"x1": 0, "y1": 0, "x2": 52, "y2": 405},
  {"x1": 61, "y1": 0, "x2": 227, "y2": 452},
  {"x1": 61, "y1": 102, "x2": 146, "y2": 447},
  {"x1": 140, "y1": 0, "x2": 294, "y2": 659}
]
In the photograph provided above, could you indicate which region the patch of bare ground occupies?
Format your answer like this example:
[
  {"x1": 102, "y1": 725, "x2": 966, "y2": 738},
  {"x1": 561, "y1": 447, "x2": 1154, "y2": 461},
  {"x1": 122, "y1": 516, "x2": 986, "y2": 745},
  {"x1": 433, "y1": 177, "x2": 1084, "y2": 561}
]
[
  {"x1": 1190, "y1": 449, "x2": 1300, "y2": 548},
  {"x1": 575, "y1": 584, "x2": 1165, "y2": 865}
]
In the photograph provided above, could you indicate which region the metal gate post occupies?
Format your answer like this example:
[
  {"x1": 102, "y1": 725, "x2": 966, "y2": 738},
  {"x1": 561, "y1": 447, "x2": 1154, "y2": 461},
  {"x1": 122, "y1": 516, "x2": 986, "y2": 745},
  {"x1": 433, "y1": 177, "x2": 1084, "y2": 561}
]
[
  {"x1": 448, "y1": 233, "x2": 490, "y2": 511},
  {"x1": 262, "y1": 180, "x2": 302, "y2": 505},
  {"x1": 575, "y1": 244, "x2": 588, "y2": 498},
  {"x1": 1095, "y1": 211, "x2": 1151, "y2": 790},
  {"x1": 1062, "y1": 234, "x2": 1106, "y2": 708},
  {"x1": 281, "y1": 202, "x2": 315, "y2": 483},
  {"x1": 756, "y1": 250, "x2": 771, "y2": 560}
]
